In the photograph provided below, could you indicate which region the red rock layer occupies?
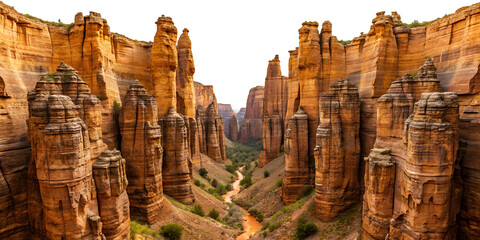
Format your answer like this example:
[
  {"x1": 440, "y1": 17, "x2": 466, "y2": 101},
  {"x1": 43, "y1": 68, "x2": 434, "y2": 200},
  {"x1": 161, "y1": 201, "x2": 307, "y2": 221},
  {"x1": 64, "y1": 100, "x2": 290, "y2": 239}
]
[
  {"x1": 229, "y1": 114, "x2": 239, "y2": 141},
  {"x1": 176, "y1": 28, "x2": 196, "y2": 118},
  {"x1": 282, "y1": 107, "x2": 312, "y2": 205},
  {"x1": 314, "y1": 79, "x2": 361, "y2": 221},
  {"x1": 240, "y1": 86, "x2": 264, "y2": 143},
  {"x1": 218, "y1": 103, "x2": 235, "y2": 139},
  {"x1": 119, "y1": 81, "x2": 164, "y2": 224},
  {"x1": 236, "y1": 107, "x2": 246, "y2": 123},
  {"x1": 260, "y1": 55, "x2": 288, "y2": 167},
  {"x1": 151, "y1": 15, "x2": 178, "y2": 118},
  {"x1": 92, "y1": 150, "x2": 130, "y2": 240},
  {"x1": 389, "y1": 92, "x2": 459, "y2": 239},
  {"x1": 362, "y1": 149, "x2": 395, "y2": 240},
  {"x1": 159, "y1": 107, "x2": 195, "y2": 204}
]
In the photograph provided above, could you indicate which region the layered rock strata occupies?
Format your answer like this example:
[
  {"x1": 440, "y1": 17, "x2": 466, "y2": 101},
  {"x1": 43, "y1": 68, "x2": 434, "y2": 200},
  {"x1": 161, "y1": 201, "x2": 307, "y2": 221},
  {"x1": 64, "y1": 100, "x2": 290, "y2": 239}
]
[
  {"x1": 260, "y1": 55, "x2": 288, "y2": 167},
  {"x1": 218, "y1": 103, "x2": 235, "y2": 138},
  {"x1": 236, "y1": 108, "x2": 246, "y2": 123},
  {"x1": 229, "y1": 114, "x2": 239, "y2": 141},
  {"x1": 119, "y1": 81, "x2": 164, "y2": 224},
  {"x1": 151, "y1": 15, "x2": 178, "y2": 117},
  {"x1": 159, "y1": 107, "x2": 195, "y2": 204},
  {"x1": 92, "y1": 150, "x2": 130, "y2": 240},
  {"x1": 176, "y1": 28, "x2": 196, "y2": 118},
  {"x1": 314, "y1": 79, "x2": 361, "y2": 221},
  {"x1": 240, "y1": 86, "x2": 264, "y2": 143},
  {"x1": 282, "y1": 107, "x2": 312, "y2": 205},
  {"x1": 389, "y1": 92, "x2": 459, "y2": 239}
]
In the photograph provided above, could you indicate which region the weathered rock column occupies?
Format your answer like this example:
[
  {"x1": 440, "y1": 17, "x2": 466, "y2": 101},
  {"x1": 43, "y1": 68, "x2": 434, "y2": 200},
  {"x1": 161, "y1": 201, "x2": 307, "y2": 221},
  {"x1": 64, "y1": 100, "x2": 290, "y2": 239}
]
[
  {"x1": 176, "y1": 28, "x2": 196, "y2": 118},
  {"x1": 93, "y1": 150, "x2": 130, "y2": 240},
  {"x1": 390, "y1": 92, "x2": 459, "y2": 239},
  {"x1": 119, "y1": 81, "x2": 164, "y2": 224},
  {"x1": 282, "y1": 107, "x2": 312, "y2": 205},
  {"x1": 159, "y1": 107, "x2": 195, "y2": 204},
  {"x1": 362, "y1": 149, "x2": 395, "y2": 240},
  {"x1": 151, "y1": 15, "x2": 177, "y2": 117},
  {"x1": 229, "y1": 114, "x2": 239, "y2": 141},
  {"x1": 314, "y1": 79, "x2": 361, "y2": 221}
]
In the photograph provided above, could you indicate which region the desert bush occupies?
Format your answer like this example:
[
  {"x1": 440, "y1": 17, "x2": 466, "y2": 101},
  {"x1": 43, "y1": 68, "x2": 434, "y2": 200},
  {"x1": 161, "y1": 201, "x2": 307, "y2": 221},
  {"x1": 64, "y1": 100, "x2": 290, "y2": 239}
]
[
  {"x1": 191, "y1": 205, "x2": 205, "y2": 217},
  {"x1": 208, "y1": 208, "x2": 220, "y2": 220},
  {"x1": 199, "y1": 168, "x2": 208, "y2": 178},
  {"x1": 263, "y1": 170, "x2": 270, "y2": 178},
  {"x1": 160, "y1": 223, "x2": 184, "y2": 240},
  {"x1": 276, "y1": 178, "x2": 283, "y2": 188},
  {"x1": 295, "y1": 218, "x2": 318, "y2": 239}
]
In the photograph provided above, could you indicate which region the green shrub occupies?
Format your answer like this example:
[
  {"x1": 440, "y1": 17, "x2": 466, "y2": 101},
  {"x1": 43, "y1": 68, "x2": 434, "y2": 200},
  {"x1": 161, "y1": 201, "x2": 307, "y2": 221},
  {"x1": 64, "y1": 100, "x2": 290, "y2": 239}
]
[
  {"x1": 276, "y1": 178, "x2": 283, "y2": 188},
  {"x1": 194, "y1": 179, "x2": 201, "y2": 186},
  {"x1": 280, "y1": 144, "x2": 284, "y2": 153},
  {"x1": 297, "y1": 186, "x2": 314, "y2": 200},
  {"x1": 248, "y1": 208, "x2": 264, "y2": 222},
  {"x1": 397, "y1": 19, "x2": 434, "y2": 28},
  {"x1": 263, "y1": 170, "x2": 270, "y2": 178},
  {"x1": 208, "y1": 208, "x2": 220, "y2": 220},
  {"x1": 130, "y1": 220, "x2": 159, "y2": 238},
  {"x1": 113, "y1": 100, "x2": 121, "y2": 113},
  {"x1": 295, "y1": 218, "x2": 318, "y2": 239},
  {"x1": 217, "y1": 184, "x2": 227, "y2": 195},
  {"x1": 199, "y1": 168, "x2": 208, "y2": 178},
  {"x1": 339, "y1": 40, "x2": 352, "y2": 45},
  {"x1": 226, "y1": 164, "x2": 237, "y2": 173},
  {"x1": 200, "y1": 182, "x2": 205, "y2": 189},
  {"x1": 191, "y1": 205, "x2": 205, "y2": 217},
  {"x1": 240, "y1": 175, "x2": 252, "y2": 188},
  {"x1": 160, "y1": 223, "x2": 184, "y2": 240},
  {"x1": 212, "y1": 178, "x2": 218, "y2": 187},
  {"x1": 226, "y1": 183, "x2": 233, "y2": 191}
]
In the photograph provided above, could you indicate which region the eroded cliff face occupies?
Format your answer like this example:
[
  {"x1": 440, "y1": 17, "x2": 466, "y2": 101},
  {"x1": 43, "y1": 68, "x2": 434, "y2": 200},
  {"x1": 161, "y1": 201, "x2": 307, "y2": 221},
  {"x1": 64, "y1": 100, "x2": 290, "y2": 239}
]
[
  {"x1": 27, "y1": 63, "x2": 127, "y2": 239},
  {"x1": 218, "y1": 103, "x2": 235, "y2": 139},
  {"x1": 240, "y1": 86, "x2": 264, "y2": 143},
  {"x1": 229, "y1": 114, "x2": 239, "y2": 141},
  {"x1": 260, "y1": 55, "x2": 288, "y2": 167},
  {"x1": 176, "y1": 28, "x2": 196, "y2": 118}
]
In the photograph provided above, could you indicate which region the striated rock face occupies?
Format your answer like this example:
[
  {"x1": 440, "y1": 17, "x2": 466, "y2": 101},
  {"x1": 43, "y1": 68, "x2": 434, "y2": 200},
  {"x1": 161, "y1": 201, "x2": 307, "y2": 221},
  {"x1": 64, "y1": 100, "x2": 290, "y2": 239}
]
[
  {"x1": 260, "y1": 55, "x2": 288, "y2": 167},
  {"x1": 92, "y1": 150, "x2": 130, "y2": 240},
  {"x1": 151, "y1": 15, "x2": 178, "y2": 117},
  {"x1": 26, "y1": 64, "x2": 126, "y2": 239},
  {"x1": 159, "y1": 107, "x2": 194, "y2": 204},
  {"x1": 218, "y1": 103, "x2": 235, "y2": 138},
  {"x1": 362, "y1": 149, "x2": 395, "y2": 240},
  {"x1": 240, "y1": 86, "x2": 264, "y2": 143},
  {"x1": 229, "y1": 114, "x2": 239, "y2": 141},
  {"x1": 176, "y1": 28, "x2": 196, "y2": 118},
  {"x1": 194, "y1": 82, "x2": 218, "y2": 111},
  {"x1": 119, "y1": 81, "x2": 164, "y2": 224},
  {"x1": 390, "y1": 92, "x2": 459, "y2": 239},
  {"x1": 314, "y1": 79, "x2": 361, "y2": 221},
  {"x1": 282, "y1": 107, "x2": 312, "y2": 205}
]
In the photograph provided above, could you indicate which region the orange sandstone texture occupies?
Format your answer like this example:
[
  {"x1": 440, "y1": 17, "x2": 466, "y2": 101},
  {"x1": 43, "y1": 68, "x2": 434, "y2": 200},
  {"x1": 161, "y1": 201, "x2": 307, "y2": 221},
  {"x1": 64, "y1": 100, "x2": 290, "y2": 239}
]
[
  {"x1": 240, "y1": 86, "x2": 264, "y2": 143},
  {"x1": 229, "y1": 114, "x2": 239, "y2": 141},
  {"x1": 314, "y1": 79, "x2": 361, "y2": 221},
  {"x1": 260, "y1": 55, "x2": 288, "y2": 167},
  {"x1": 119, "y1": 81, "x2": 164, "y2": 224},
  {"x1": 176, "y1": 28, "x2": 196, "y2": 118}
]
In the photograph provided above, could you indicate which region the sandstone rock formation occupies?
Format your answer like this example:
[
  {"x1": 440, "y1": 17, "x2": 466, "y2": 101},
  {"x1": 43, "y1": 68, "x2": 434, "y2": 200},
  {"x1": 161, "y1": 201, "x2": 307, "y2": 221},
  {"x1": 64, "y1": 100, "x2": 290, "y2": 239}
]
[
  {"x1": 236, "y1": 107, "x2": 246, "y2": 123},
  {"x1": 282, "y1": 107, "x2": 312, "y2": 205},
  {"x1": 218, "y1": 103, "x2": 235, "y2": 138},
  {"x1": 260, "y1": 55, "x2": 288, "y2": 167},
  {"x1": 159, "y1": 107, "x2": 195, "y2": 204},
  {"x1": 240, "y1": 86, "x2": 264, "y2": 143},
  {"x1": 27, "y1": 64, "x2": 127, "y2": 239},
  {"x1": 93, "y1": 150, "x2": 130, "y2": 240},
  {"x1": 195, "y1": 82, "x2": 218, "y2": 111},
  {"x1": 176, "y1": 28, "x2": 196, "y2": 118},
  {"x1": 119, "y1": 81, "x2": 164, "y2": 224},
  {"x1": 229, "y1": 114, "x2": 239, "y2": 141},
  {"x1": 151, "y1": 15, "x2": 178, "y2": 117},
  {"x1": 389, "y1": 92, "x2": 459, "y2": 239},
  {"x1": 314, "y1": 79, "x2": 361, "y2": 221}
]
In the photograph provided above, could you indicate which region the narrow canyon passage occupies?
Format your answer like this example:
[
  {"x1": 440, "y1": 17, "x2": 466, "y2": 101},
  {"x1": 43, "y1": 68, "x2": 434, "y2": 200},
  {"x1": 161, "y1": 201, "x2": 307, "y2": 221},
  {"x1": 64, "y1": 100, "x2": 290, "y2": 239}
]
[{"x1": 223, "y1": 168, "x2": 262, "y2": 240}]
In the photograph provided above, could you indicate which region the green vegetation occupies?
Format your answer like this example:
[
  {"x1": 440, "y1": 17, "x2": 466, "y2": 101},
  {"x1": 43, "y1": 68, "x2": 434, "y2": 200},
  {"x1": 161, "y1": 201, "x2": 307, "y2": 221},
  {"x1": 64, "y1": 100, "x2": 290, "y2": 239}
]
[
  {"x1": 248, "y1": 207, "x2": 264, "y2": 222},
  {"x1": 160, "y1": 223, "x2": 184, "y2": 240},
  {"x1": 199, "y1": 168, "x2": 208, "y2": 178},
  {"x1": 297, "y1": 186, "x2": 314, "y2": 201},
  {"x1": 397, "y1": 19, "x2": 434, "y2": 28},
  {"x1": 222, "y1": 205, "x2": 245, "y2": 230},
  {"x1": 208, "y1": 208, "x2": 220, "y2": 220},
  {"x1": 191, "y1": 205, "x2": 205, "y2": 217},
  {"x1": 23, "y1": 13, "x2": 74, "y2": 29},
  {"x1": 240, "y1": 174, "x2": 252, "y2": 188},
  {"x1": 225, "y1": 139, "x2": 262, "y2": 167},
  {"x1": 316, "y1": 203, "x2": 360, "y2": 239},
  {"x1": 225, "y1": 164, "x2": 237, "y2": 174},
  {"x1": 263, "y1": 170, "x2": 270, "y2": 178},
  {"x1": 96, "y1": 95, "x2": 105, "y2": 101},
  {"x1": 41, "y1": 73, "x2": 56, "y2": 82},
  {"x1": 338, "y1": 40, "x2": 352, "y2": 45},
  {"x1": 226, "y1": 183, "x2": 233, "y2": 191},
  {"x1": 280, "y1": 144, "x2": 284, "y2": 153},
  {"x1": 295, "y1": 217, "x2": 318, "y2": 239},
  {"x1": 113, "y1": 100, "x2": 121, "y2": 113},
  {"x1": 276, "y1": 178, "x2": 283, "y2": 188},
  {"x1": 194, "y1": 179, "x2": 201, "y2": 187},
  {"x1": 211, "y1": 178, "x2": 218, "y2": 188},
  {"x1": 130, "y1": 220, "x2": 160, "y2": 238},
  {"x1": 409, "y1": 72, "x2": 418, "y2": 77}
]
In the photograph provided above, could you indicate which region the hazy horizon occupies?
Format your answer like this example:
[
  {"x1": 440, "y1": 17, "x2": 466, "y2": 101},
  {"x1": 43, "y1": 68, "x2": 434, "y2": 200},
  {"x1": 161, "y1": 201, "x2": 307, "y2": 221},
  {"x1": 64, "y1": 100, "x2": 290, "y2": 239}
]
[{"x1": 5, "y1": 0, "x2": 479, "y2": 111}]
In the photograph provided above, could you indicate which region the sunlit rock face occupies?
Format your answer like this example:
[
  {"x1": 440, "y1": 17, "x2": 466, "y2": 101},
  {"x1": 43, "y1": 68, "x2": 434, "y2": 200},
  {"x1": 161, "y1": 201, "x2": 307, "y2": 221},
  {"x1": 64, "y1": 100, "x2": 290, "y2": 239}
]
[
  {"x1": 176, "y1": 28, "x2": 196, "y2": 119},
  {"x1": 314, "y1": 79, "x2": 361, "y2": 221},
  {"x1": 119, "y1": 81, "x2": 164, "y2": 224},
  {"x1": 159, "y1": 107, "x2": 195, "y2": 204},
  {"x1": 282, "y1": 107, "x2": 312, "y2": 205},
  {"x1": 229, "y1": 114, "x2": 239, "y2": 141},
  {"x1": 260, "y1": 55, "x2": 288, "y2": 167}
]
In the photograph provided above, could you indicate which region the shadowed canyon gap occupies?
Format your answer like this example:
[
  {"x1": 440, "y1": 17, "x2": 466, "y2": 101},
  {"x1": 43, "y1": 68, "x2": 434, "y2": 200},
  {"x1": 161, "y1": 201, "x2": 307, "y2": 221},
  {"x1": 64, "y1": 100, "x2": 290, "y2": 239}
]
[{"x1": 0, "y1": 1, "x2": 480, "y2": 239}]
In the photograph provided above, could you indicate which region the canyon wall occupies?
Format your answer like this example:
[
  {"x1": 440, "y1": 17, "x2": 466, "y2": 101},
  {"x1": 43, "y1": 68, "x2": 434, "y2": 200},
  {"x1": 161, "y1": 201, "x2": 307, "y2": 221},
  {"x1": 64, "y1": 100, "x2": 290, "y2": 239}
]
[
  {"x1": 236, "y1": 107, "x2": 246, "y2": 123},
  {"x1": 218, "y1": 103, "x2": 236, "y2": 139},
  {"x1": 239, "y1": 86, "x2": 264, "y2": 143}
]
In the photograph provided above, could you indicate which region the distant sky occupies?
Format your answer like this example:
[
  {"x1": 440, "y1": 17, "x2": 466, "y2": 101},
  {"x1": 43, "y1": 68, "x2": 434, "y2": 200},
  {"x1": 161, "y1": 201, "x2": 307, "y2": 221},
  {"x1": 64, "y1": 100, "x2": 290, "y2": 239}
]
[{"x1": 5, "y1": 0, "x2": 479, "y2": 111}]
